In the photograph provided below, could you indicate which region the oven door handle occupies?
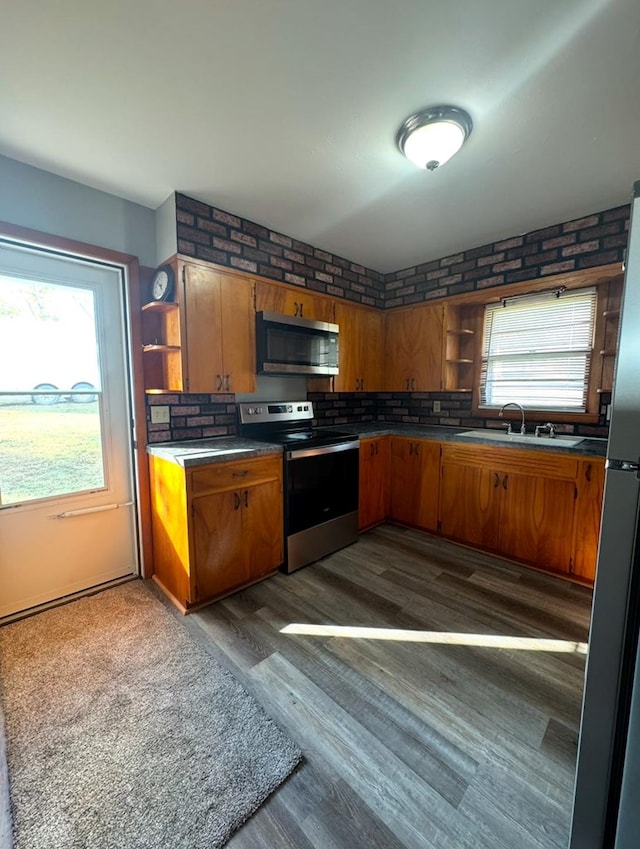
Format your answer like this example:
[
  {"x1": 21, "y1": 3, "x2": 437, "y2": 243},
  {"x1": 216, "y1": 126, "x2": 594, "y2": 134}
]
[{"x1": 286, "y1": 439, "x2": 360, "y2": 461}]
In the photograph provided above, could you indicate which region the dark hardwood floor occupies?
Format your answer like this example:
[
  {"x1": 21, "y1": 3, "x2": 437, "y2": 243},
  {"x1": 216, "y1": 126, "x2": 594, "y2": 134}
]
[{"x1": 180, "y1": 524, "x2": 593, "y2": 849}]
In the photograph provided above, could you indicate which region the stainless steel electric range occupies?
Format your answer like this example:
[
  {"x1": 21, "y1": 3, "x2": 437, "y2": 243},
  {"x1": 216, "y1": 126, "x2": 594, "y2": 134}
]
[{"x1": 238, "y1": 400, "x2": 359, "y2": 573}]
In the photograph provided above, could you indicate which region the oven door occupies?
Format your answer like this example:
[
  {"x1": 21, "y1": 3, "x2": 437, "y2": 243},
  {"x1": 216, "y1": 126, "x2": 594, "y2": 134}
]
[{"x1": 285, "y1": 440, "x2": 359, "y2": 572}]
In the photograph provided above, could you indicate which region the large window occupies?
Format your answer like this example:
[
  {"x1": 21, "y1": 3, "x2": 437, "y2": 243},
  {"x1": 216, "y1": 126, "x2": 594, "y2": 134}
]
[{"x1": 479, "y1": 287, "x2": 597, "y2": 411}]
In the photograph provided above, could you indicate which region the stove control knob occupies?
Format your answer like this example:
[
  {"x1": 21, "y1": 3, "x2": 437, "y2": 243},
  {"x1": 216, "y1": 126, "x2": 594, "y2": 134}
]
[
  {"x1": 287, "y1": 404, "x2": 292, "y2": 412},
  {"x1": 257, "y1": 407, "x2": 263, "y2": 413}
]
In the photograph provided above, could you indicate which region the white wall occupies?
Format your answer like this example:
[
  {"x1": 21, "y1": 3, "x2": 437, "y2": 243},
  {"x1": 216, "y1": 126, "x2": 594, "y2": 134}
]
[
  {"x1": 155, "y1": 194, "x2": 177, "y2": 265},
  {"x1": 0, "y1": 155, "x2": 156, "y2": 266}
]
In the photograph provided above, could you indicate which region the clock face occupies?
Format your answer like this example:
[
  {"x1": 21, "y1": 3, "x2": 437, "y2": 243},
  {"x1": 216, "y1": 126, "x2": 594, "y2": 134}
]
[{"x1": 151, "y1": 266, "x2": 174, "y2": 302}]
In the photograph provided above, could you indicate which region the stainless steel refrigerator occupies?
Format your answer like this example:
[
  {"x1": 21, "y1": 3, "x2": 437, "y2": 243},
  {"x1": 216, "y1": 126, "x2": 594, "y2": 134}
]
[{"x1": 570, "y1": 180, "x2": 640, "y2": 849}]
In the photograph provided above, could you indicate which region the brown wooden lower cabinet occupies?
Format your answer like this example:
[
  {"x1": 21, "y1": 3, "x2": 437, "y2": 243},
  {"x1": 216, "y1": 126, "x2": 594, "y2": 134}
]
[
  {"x1": 388, "y1": 437, "x2": 441, "y2": 532},
  {"x1": 149, "y1": 453, "x2": 283, "y2": 610},
  {"x1": 359, "y1": 438, "x2": 390, "y2": 530},
  {"x1": 572, "y1": 457, "x2": 606, "y2": 582},
  {"x1": 440, "y1": 443, "x2": 579, "y2": 575},
  {"x1": 361, "y1": 437, "x2": 604, "y2": 584}
]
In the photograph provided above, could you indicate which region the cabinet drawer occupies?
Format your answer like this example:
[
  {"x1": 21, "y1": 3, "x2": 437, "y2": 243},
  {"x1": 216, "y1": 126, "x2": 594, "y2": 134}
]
[
  {"x1": 441, "y1": 442, "x2": 579, "y2": 480},
  {"x1": 190, "y1": 455, "x2": 282, "y2": 496}
]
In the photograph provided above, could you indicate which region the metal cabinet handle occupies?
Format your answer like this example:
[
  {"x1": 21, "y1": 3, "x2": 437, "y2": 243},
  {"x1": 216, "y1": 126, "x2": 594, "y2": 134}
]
[
  {"x1": 494, "y1": 472, "x2": 500, "y2": 488},
  {"x1": 502, "y1": 474, "x2": 508, "y2": 490},
  {"x1": 414, "y1": 442, "x2": 420, "y2": 456},
  {"x1": 225, "y1": 374, "x2": 231, "y2": 391},
  {"x1": 585, "y1": 463, "x2": 592, "y2": 482},
  {"x1": 370, "y1": 442, "x2": 375, "y2": 457},
  {"x1": 234, "y1": 492, "x2": 241, "y2": 510},
  {"x1": 411, "y1": 378, "x2": 416, "y2": 391},
  {"x1": 216, "y1": 373, "x2": 223, "y2": 391},
  {"x1": 244, "y1": 490, "x2": 249, "y2": 507},
  {"x1": 232, "y1": 470, "x2": 249, "y2": 478},
  {"x1": 294, "y1": 301, "x2": 299, "y2": 317},
  {"x1": 406, "y1": 378, "x2": 410, "y2": 391}
]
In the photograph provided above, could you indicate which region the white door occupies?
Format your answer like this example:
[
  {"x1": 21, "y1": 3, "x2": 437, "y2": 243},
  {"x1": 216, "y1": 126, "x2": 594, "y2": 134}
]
[{"x1": 0, "y1": 241, "x2": 138, "y2": 618}]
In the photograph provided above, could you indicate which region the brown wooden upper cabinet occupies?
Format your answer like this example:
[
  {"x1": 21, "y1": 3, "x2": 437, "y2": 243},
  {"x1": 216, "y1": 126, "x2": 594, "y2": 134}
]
[
  {"x1": 384, "y1": 304, "x2": 444, "y2": 391},
  {"x1": 333, "y1": 301, "x2": 384, "y2": 392},
  {"x1": 181, "y1": 262, "x2": 256, "y2": 394},
  {"x1": 255, "y1": 279, "x2": 335, "y2": 323}
]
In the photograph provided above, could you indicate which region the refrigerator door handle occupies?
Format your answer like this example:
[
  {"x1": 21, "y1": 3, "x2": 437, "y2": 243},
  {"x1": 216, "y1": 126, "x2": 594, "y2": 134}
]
[{"x1": 607, "y1": 458, "x2": 640, "y2": 479}]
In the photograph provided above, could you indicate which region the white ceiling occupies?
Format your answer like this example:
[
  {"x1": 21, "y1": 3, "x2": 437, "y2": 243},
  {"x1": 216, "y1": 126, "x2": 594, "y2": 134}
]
[{"x1": 2, "y1": 0, "x2": 639, "y2": 273}]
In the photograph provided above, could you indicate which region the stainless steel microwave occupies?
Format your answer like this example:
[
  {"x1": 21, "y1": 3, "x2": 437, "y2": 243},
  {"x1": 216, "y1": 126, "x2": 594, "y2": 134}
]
[{"x1": 255, "y1": 311, "x2": 339, "y2": 376}]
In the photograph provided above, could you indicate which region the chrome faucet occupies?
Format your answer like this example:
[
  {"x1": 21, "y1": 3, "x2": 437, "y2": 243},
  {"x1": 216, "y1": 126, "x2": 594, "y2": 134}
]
[
  {"x1": 535, "y1": 422, "x2": 556, "y2": 438},
  {"x1": 499, "y1": 402, "x2": 526, "y2": 434}
]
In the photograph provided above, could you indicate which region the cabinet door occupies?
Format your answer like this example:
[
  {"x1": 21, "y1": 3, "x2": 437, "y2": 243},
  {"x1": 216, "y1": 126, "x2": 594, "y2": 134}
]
[
  {"x1": 333, "y1": 301, "x2": 361, "y2": 392},
  {"x1": 388, "y1": 438, "x2": 440, "y2": 530},
  {"x1": 191, "y1": 489, "x2": 248, "y2": 602},
  {"x1": 359, "y1": 438, "x2": 390, "y2": 530},
  {"x1": 181, "y1": 263, "x2": 223, "y2": 393},
  {"x1": 218, "y1": 271, "x2": 256, "y2": 393},
  {"x1": 255, "y1": 279, "x2": 334, "y2": 322},
  {"x1": 440, "y1": 461, "x2": 500, "y2": 550},
  {"x1": 243, "y1": 479, "x2": 284, "y2": 580},
  {"x1": 572, "y1": 458, "x2": 606, "y2": 582},
  {"x1": 384, "y1": 305, "x2": 443, "y2": 391},
  {"x1": 361, "y1": 308, "x2": 384, "y2": 392},
  {"x1": 498, "y1": 472, "x2": 576, "y2": 573}
]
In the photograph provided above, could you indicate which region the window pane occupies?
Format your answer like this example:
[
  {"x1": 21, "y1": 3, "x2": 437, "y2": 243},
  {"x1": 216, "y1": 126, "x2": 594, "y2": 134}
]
[
  {"x1": 0, "y1": 277, "x2": 105, "y2": 506},
  {"x1": 480, "y1": 288, "x2": 597, "y2": 411}
]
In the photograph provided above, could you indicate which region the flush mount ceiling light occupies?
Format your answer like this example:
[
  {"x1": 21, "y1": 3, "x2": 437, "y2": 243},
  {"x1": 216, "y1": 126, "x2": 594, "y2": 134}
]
[{"x1": 396, "y1": 105, "x2": 473, "y2": 171}]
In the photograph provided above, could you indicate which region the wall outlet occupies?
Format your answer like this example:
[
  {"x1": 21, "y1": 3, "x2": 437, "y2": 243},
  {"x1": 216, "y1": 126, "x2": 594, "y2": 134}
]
[
  {"x1": 432, "y1": 400, "x2": 441, "y2": 413},
  {"x1": 150, "y1": 405, "x2": 170, "y2": 425}
]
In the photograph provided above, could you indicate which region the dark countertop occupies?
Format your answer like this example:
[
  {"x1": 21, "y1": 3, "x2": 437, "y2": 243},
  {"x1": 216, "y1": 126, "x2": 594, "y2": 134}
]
[
  {"x1": 147, "y1": 423, "x2": 607, "y2": 467},
  {"x1": 147, "y1": 437, "x2": 283, "y2": 468},
  {"x1": 331, "y1": 422, "x2": 608, "y2": 457}
]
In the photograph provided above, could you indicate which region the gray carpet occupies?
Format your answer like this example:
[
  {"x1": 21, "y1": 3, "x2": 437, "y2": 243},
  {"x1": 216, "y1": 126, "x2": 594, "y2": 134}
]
[{"x1": 0, "y1": 581, "x2": 302, "y2": 849}]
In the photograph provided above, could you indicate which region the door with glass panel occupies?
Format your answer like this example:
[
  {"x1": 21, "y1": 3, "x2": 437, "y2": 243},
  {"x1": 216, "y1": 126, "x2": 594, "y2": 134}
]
[{"x1": 0, "y1": 241, "x2": 138, "y2": 618}]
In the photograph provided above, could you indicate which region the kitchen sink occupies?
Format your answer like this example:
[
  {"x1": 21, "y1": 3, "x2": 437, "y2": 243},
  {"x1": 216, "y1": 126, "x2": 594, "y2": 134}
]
[{"x1": 456, "y1": 430, "x2": 584, "y2": 447}]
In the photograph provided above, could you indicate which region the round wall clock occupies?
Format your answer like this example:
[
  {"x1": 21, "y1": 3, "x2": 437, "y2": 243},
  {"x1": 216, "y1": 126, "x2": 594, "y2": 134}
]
[{"x1": 150, "y1": 265, "x2": 175, "y2": 302}]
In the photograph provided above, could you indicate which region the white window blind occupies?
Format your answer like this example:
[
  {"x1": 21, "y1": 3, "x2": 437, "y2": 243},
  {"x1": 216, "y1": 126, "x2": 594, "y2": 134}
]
[{"x1": 480, "y1": 287, "x2": 597, "y2": 411}]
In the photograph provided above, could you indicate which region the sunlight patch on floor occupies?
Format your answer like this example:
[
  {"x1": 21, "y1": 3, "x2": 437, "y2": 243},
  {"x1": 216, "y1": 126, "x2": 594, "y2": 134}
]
[{"x1": 280, "y1": 623, "x2": 588, "y2": 653}]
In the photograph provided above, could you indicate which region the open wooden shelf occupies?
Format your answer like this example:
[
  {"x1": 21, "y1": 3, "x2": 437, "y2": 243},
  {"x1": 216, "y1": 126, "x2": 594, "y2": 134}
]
[
  {"x1": 143, "y1": 344, "x2": 181, "y2": 353},
  {"x1": 142, "y1": 300, "x2": 179, "y2": 313}
]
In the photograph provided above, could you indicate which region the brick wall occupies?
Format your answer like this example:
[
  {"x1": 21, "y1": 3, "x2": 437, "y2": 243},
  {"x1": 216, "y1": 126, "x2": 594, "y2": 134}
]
[
  {"x1": 383, "y1": 205, "x2": 629, "y2": 307},
  {"x1": 308, "y1": 390, "x2": 611, "y2": 438},
  {"x1": 174, "y1": 193, "x2": 385, "y2": 309},
  {"x1": 146, "y1": 394, "x2": 236, "y2": 443}
]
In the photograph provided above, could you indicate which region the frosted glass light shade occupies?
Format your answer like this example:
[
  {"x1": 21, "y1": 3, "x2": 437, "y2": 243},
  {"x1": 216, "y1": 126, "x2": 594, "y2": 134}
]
[{"x1": 397, "y1": 105, "x2": 473, "y2": 171}]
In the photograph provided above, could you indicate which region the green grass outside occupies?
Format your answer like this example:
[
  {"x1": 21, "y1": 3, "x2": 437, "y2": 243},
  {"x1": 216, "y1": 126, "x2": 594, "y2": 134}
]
[{"x1": 0, "y1": 402, "x2": 104, "y2": 505}]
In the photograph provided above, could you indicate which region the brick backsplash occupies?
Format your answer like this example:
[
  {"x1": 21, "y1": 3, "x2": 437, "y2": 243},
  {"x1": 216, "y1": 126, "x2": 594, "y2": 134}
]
[
  {"x1": 175, "y1": 193, "x2": 385, "y2": 308},
  {"x1": 146, "y1": 394, "x2": 237, "y2": 443},
  {"x1": 309, "y1": 391, "x2": 611, "y2": 437},
  {"x1": 382, "y1": 205, "x2": 629, "y2": 308}
]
